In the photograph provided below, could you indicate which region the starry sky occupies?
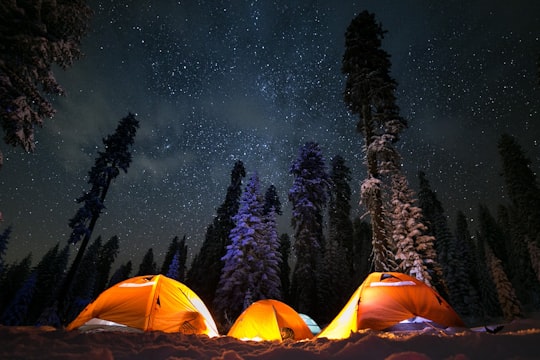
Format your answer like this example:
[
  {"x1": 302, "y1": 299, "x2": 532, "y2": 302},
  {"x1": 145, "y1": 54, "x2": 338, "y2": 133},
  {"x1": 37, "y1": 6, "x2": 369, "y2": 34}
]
[{"x1": 1, "y1": 0, "x2": 539, "y2": 269}]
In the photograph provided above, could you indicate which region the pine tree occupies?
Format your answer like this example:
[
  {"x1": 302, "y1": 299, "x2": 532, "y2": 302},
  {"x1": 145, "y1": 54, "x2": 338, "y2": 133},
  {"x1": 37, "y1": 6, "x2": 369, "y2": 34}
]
[
  {"x1": 342, "y1": 11, "x2": 407, "y2": 271},
  {"x1": 0, "y1": 0, "x2": 92, "y2": 166},
  {"x1": 390, "y1": 173, "x2": 434, "y2": 285},
  {"x1": 288, "y1": 141, "x2": 330, "y2": 319},
  {"x1": 0, "y1": 225, "x2": 11, "y2": 276},
  {"x1": 0, "y1": 272, "x2": 37, "y2": 325},
  {"x1": 527, "y1": 239, "x2": 540, "y2": 283},
  {"x1": 108, "y1": 261, "x2": 132, "y2": 287},
  {"x1": 485, "y1": 244, "x2": 522, "y2": 321},
  {"x1": 136, "y1": 248, "x2": 157, "y2": 276},
  {"x1": 352, "y1": 218, "x2": 372, "y2": 287},
  {"x1": 160, "y1": 236, "x2": 179, "y2": 275},
  {"x1": 0, "y1": 253, "x2": 32, "y2": 315},
  {"x1": 416, "y1": 171, "x2": 451, "y2": 299},
  {"x1": 214, "y1": 173, "x2": 280, "y2": 323},
  {"x1": 498, "y1": 133, "x2": 540, "y2": 247},
  {"x1": 58, "y1": 113, "x2": 138, "y2": 320},
  {"x1": 187, "y1": 160, "x2": 246, "y2": 306},
  {"x1": 263, "y1": 184, "x2": 282, "y2": 216},
  {"x1": 453, "y1": 211, "x2": 482, "y2": 320},
  {"x1": 93, "y1": 235, "x2": 119, "y2": 296},
  {"x1": 166, "y1": 236, "x2": 188, "y2": 282},
  {"x1": 278, "y1": 233, "x2": 292, "y2": 303},
  {"x1": 328, "y1": 155, "x2": 354, "y2": 274}
]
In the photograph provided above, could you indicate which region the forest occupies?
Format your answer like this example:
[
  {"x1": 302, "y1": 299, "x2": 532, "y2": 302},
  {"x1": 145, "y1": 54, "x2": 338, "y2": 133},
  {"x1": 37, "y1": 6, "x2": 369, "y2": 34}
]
[{"x1": 1, "y1": 2, "x2": 540, "y2": 334}]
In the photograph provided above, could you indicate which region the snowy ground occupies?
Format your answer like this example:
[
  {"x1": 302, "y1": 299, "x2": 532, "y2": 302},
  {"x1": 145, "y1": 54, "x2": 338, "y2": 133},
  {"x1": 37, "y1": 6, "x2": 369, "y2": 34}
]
[{"x1": 1, "y1": 315, "x2": 540, "y2": 360}]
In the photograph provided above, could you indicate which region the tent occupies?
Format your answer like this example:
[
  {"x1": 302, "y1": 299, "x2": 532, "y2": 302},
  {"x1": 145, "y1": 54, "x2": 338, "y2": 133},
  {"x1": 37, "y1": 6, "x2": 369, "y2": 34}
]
[
  {"x1": 227, "y1": 299, "x2": 314, "y2": 342},
  {"x1": 66, "y1": 275, "x2": 219, "y2": 336},
  {"x1": 299, "y1": 313, "x2": 321, "y2": 335},
  {"x1": 317, "y1": 272, "x2": 465, "y2": 339}
]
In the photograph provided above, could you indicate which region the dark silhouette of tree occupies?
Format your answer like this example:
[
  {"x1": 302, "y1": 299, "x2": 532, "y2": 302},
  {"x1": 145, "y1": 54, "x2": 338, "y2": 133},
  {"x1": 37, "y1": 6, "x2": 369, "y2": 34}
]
[
  {"x1": 278, "y1": 233, "x2": 292, "y2": 303},
  {"x1": 214, "y1": 173, "x2": 281, "y2": 324},
  {"x1": 160, "y1": 235, "x2": 179, "y2": 275},
  {"x1": 453, "y1": 211, "x2": 482, "y2": 320},
  {"x1": 288, "y1": 141, "x2": 330, "y2": 319},
  {"x1": 342, "y1": 11, "x2": 407, "y2": 271},
  {"x1": 93, "y1": 235, "x2": 119, "y2": 296},
  {"x1": 263, "y1": 184, "x2": 282, "y2": 216},
  {"x1": 108, "y1": 261, "x2": 132, "y2": 288},
  {"x1": 136, "y1": 248, "x2": 157, "y2": 276},
  {"x1": 0, "y1": 225, "x2": 11, "y2": 276},
  {"x1": 416, "y1": 171, "x2": 450, "y2": 299},
  {"x1": 187, "y1": 160, "x2": 246, "y2": 307},
  {"x1": 0, "y1": 253, "x2": 31, "y2": 315},
  {"x1": 0, "y1": 0, "x2": 92, "y2": 167},
  {"x1": 328, "y1": 155, "x2": 354, "y2": 275},
  {"x1": 498, "y1": 133, "x2": 540, "y2": 247},
  {"x1": 165, "y1": 236, "x2": 188, "y2": 282},
  {"x1": 57, "y1": 113, "x2": 138, "y2": 321},
  {"x1": 352, "y1": 218, "x2": 372, "y2": 287},
  {"x1": 0, "y1": 272, "x2": 37, "y2": 325}
]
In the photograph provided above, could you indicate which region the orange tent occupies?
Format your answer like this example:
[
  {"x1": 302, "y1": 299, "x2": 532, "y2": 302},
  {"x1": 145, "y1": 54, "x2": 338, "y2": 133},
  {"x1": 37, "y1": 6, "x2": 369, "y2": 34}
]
[
  {"x1": 66, "y1": 275, "x2": 219, "y2": 336},
  {"x1": 227, "y1": 299, "x2": 314, "y2": 342},
  {"x1": 317, "y1": 272, "x2": 465, "y2": 339}
]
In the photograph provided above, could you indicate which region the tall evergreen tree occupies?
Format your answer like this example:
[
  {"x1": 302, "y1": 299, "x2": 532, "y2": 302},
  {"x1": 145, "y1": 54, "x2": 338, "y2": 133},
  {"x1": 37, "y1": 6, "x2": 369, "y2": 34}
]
[
  {"x1": 352, "y1": 218, "x2": 372, "y2": 286},
  {"x1": 0, "y1": 272, "x2": 37, "y2": 325},
  {"x1": 214, "y1": 173, "x2": 281, "y2": 324},
  {"x1": 160, "y1": 235, "x2": 179, "y2": 275},
  {"x1": 416, "y1": 171, "x2": 451, "y2": 299},
  {"x1": 0, "y1": 0, "x2": 92, "y2": 166},
  {"x1": 497, "y1": 133, "x2": 540, "y2": 247},
  {"x1": 166, "y1": 236, "x2": 188, "y2": 282},
  {"x1": 0, "y1": 225, "x2": 11, "y2": 276},
  {"x1": 278, "y1": 233, "x2": 292, "y2": 303},
  {"x1": 453, "y1": 211, "x2": 482, "y2": 320},
  {"x1": 342, "y1": 11, "x2": 407, "y2": 271},
  {"x1": 187, "y1": 160, "x2": 245, "y2": 307},
  {"x1": 58, "y1": 113, "x2": 138, "y2": 320},
  {"x1": 0, "y1": 253, "x2": 32, "y2": 315},
  {"x1": 136, "y1": 248, "x2": 157, "y2": 276},
  {"x1": 93, "y1": 235, "x2": 119, "y2": 296},
  {"x1": 263, "y1": 184, "x2": 282, "y2": 216},
  {"x1": 288, "y1": 141, "x2": 330, "y2": 319},
  {"x1": 390, "y1": 173, "x2": 434, "y2": 285},
  {"x1": 328, "y1": 155, "x2": 354, "y2": 274}
]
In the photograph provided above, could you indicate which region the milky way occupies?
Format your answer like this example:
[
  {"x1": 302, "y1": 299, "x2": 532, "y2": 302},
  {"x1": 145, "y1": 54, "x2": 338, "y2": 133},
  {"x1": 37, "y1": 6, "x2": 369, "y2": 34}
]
[{"x1": 1, "y1": 0, "x2": 539, "y2": 268}]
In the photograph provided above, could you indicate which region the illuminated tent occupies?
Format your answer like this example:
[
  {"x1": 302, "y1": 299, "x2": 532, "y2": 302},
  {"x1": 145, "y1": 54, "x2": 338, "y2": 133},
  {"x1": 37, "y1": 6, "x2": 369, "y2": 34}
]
[
  {"x1": 227, "y1": 299, "x2": 314, "y2": 342},
  {"x1": 317, "y1": 272, "x2": 465, "y2": 339},
  {"x1": 66, "y1": 275, "x2": 219, "y2": 336}
]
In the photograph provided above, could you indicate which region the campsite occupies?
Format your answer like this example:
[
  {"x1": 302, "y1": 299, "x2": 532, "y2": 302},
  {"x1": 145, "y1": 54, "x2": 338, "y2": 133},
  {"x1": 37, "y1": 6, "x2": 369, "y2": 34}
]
[{"x1": 2, "y1": 272, "x2": 539, "y2": 359}]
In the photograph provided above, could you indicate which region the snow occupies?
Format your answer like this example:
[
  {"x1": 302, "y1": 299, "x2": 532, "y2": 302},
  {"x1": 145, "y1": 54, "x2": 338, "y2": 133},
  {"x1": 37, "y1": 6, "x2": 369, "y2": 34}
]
[{"x1": 2, "y1": 314, "x2": 540, "y2": 359}]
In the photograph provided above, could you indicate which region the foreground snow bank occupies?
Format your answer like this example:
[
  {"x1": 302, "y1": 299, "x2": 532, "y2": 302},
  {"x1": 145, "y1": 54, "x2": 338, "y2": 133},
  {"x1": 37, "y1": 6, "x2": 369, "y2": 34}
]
[{"x1": 1, "y1": 315, "x2": 540, "y2": 360}]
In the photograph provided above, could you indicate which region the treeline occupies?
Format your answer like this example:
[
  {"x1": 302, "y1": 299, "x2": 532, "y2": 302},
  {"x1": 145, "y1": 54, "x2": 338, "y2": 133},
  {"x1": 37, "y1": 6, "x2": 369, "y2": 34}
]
[{"x1": 0, "y1": 133, "x2": 539, "y2": 329}]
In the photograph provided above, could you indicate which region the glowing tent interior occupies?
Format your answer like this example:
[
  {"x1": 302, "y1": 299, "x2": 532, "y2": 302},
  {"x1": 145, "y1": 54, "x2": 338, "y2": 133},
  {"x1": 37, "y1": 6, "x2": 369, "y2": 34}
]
[
  {"x1": 66, "y1": 274, "x2": 219, "y2": 336},
  {"x1": 227, "y1": 299, "x2": 314, "y2": 342},
  {"x1": 317, "y1": 272, "x2": 465, "y2": 339}
]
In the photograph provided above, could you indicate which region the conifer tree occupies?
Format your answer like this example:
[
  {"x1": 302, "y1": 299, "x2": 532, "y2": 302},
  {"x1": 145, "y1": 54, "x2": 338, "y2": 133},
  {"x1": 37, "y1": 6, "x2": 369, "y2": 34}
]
[
  {"x1": 187, "y1": 160, "x2": 245, "y2": 306},
  {"x1": 0, "y1": 0, "x2": 92, "y2": 166},
  {"x1": 93, "y1": 235, "x2": 119, "y2": 296},
  {"x1": 58, "y1": 113, "x2": 138, "y2": 319},
  {"x1": 342, "y1": 11, "x2": 407, "y2": 271},
  {"x1": 390, "y1": 173, "x2": 434, "y2": 285},
  {"x1": 0, "y1": 253, "x2": 32, "y2": 315},
  {"x1": 352, "y1": 218, "x2": 372, "y2": 286},
  {"x1": 0, "y1": 225, "x2": 11, "y2": 276},
  {"x1": 263, "y1": 184, "x2": 282, "y2": 216},
  {"x1": 453, "y1": 211, "x2": 482, "y2": 319},
  {"x1": 160, "y1": 235, "x2": 178, "y2": 275},
  {"x1": 328, "y1": 155, "x2": 354, "y2": 274},
  {"x1": 288, "y1": 141, "x2": 330, "y2": 318},
  {"x1": 108, "y1": 261, "x2": 132, "y2": 287},
  {"x1": 214, "y1": 173, "x2": 281, "y2": 323},
  {"x1": 136, "y1": 248, "x2": 157, "y2": 276},
  {"x1": 475, "y1": 228, "x2": 503, "y2": 319},
  {"x1": 166, "y1": 236, "x2": 187, "y2": 282},
  {"x1": 498, "y1": 133, "x2": 540, "y2": 247},
  {"x1": 0, "y1": 272, "x2": 37, "y2": 325},
  {"x1": 278, "y1": 233, "x2": 292, "y2": 303}
]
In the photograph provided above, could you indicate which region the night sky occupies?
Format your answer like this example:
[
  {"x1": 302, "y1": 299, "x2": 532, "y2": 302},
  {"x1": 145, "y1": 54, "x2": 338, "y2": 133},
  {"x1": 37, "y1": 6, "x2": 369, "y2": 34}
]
[{"x1": 1, "y1": 1, "x2": 539, "y2": 269}]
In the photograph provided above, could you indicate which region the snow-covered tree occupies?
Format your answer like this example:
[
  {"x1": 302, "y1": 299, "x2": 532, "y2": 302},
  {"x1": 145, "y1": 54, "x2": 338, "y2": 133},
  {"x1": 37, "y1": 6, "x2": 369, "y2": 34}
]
[
  {"x1": 342, "y1": 11, "x2": 407, "y2": 271},
  {"x1": 136, "y1": 248, "x2": 157, "y2": 276},
  {"x1": 0, "y1": 0, "x2": 92, "y2": 166},
  {"x1": 214, "y1": 173, "x2": 280, "y2": 323},
  {"x1": 187, "y1": 160, "x2": 245, "y2": 306},
  {"x1": 288, "y1": 141, "x2": 330, "y2": 318},
  {"x1": 390, "y1": 173, "x2": 433, "y2": 285}
]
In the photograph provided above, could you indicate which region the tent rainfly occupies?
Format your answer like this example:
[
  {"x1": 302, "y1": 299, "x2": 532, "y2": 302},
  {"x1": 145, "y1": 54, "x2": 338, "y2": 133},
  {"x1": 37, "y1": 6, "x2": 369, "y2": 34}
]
[
  {"x1": 317, "y1": 272, "x2": 465, "y2": 339},
  {"x1": 66, "y1": 274, "x2": 219, "y2": 336}
]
